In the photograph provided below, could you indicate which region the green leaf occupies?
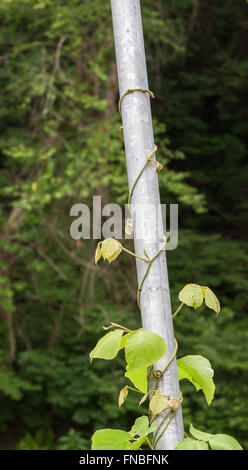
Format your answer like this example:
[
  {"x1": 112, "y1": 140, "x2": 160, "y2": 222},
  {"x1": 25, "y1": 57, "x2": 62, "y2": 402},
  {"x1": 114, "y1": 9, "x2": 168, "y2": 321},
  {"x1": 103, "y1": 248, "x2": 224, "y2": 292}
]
[
  {"x1": 119, "y1": 331, "x2": 136, "y2": 351},
  {"x1": 125, "y1": 330, "x2": 167, "y2": 371},
  {"x1": 125, "y1": 366, "x2": 148, "y2": 393},
  {"x1": 179, "y1": 283, "x2": 203, "y2": 309},
  {"x1": 129, "y1": 436, "x2": 146, "y2": 450},
  {"x1": 189, "y1": 424, "x2": 243, "y2": 450},
  {"x1": 100, "y1": 238, "x2": 122, "y2": 263},
  {"x1": 209, "y1": 434, "x2": 243, "y2": 450},
  {"x1": 189, "y1": 423, "x2": 213, "y2": 441},
  {"x1": 204, "y1": 287, "x2": 220, "y2": 314},
  {"x1": 175, "y1": 438, "x2": 209, "y2": 450},
  {"x1": 129, "y1": 416, "x2": 156, "y2": 438},
  {"x1": 91, "y1": 429, "x2": 131, "y2": 450},
  {"x1": 149, "y1": 391, "x2": 169, "y2": 416},
  {"x1": 90, "y1": 329, "x2": 124, "y2": 362},
  {"x1": 177, "y1": 355, "x2": 215, "y2": 405}
]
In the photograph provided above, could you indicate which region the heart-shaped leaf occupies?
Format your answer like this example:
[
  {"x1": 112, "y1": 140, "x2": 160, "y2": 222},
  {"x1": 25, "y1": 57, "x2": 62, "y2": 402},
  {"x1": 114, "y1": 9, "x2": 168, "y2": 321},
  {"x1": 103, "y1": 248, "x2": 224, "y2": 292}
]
[
  {"x1": 209, "y1": 434, "x2": 243, "y2": 450},
  {"x1": 90, "y1": 329, "x2": 124, "y2": 362},
  {"x1": 177, "y1": 355, "x2": 215, "y2": 405},
  {"x1": 189, "y1": 423, "x2": 213, "y2": 441},
  {"x1": 179, "y1": 284, "x2": 203, "y2": 309},
  {"x1": 125, "y1": 366, "x2": 148, "y2": 393},
  {"x1": 91, "y1": 429, "x2": 131, "y2": 450},
  {"x1": 125, "y1": 330, "x2": 166, "y2": 371},
  {"x1": 204, "y1": 287, "x2": 220, "y2": 314},
  {"x1": 129, "y1": 416, "x2": 156, "y2": 438},
  {"x1": 175, "y1": 438, "x2": 209, "y2": 450},
  {"x1": 101, "y1": 238, "x2": 122, "y2": 263},
  {"x1": 149, "y1": 391, "x2": 169, "y2": 416}
]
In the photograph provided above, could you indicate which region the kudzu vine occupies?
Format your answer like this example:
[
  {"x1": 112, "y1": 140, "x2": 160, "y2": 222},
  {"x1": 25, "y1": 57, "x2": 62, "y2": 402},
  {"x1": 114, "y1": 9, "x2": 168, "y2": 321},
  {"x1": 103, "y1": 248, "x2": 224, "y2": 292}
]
[{"x1": 89, "y1": 88, "x2": 243, "y2": 451}]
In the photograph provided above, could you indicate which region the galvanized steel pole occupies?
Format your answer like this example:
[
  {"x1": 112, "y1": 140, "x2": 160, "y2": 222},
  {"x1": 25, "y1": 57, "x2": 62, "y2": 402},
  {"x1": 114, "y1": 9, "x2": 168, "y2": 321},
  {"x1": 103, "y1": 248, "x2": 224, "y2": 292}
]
[{"x1": 110, "y1": 0, "x2": 184, "y2": 449}]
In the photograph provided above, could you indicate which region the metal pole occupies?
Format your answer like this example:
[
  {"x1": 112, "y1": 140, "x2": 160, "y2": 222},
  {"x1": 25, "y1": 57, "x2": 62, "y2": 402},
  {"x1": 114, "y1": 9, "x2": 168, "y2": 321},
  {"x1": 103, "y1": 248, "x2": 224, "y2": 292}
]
[{"x1": 110, "y1": 0, "x2": 184, "y2": 449}]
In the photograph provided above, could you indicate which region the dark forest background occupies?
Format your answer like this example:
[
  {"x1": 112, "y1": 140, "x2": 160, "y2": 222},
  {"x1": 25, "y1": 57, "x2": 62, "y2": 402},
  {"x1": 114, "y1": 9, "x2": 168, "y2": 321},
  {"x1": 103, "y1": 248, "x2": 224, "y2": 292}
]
[{"x1": 0, "y1": 0, "x2": 247, "y2": 450}]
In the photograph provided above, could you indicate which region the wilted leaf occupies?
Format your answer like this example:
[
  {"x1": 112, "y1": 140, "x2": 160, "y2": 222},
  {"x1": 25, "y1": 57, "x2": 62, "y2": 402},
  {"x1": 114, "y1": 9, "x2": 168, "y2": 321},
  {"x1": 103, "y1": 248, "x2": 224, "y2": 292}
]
[
  {"x1": 138, "y1": 393, "x2": 148, "y2": 407},
  {"x1": 118, "y1": 386, "x2": 128, "y2": 407},
  {"x1": 125, "y1": 218, "x2": 133, "y2": 235},
  {"x1": 95, "y1": 243, "x2": 102, "y2": 265},
  {"x1": 101, "y1": 238, "x2": 122, "y2": 263},
  {"x1": 155, "y1": 161, "x2": 163, "y2": 173},
  {"x1": 149, "y1": 391, "x2": 169, "y2": 416}
]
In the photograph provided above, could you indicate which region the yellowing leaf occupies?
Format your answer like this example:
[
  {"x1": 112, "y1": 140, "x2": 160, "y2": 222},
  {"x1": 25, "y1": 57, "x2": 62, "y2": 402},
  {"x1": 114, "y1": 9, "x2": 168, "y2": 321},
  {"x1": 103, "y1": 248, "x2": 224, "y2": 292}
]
[
  {"x1": 149, "y1": 391, "x2": 169, "y2": 416},
  {"x1": 155, "y1": 161, "x2": 163, "y2": 173},
  {"x1": 31, "y1": 182, "x2": 37, "y2": 191},
  {"x1": 138, "y1": 393, "x2": 148, "y2": 407},
  {"x1": 118, "y1": 386, "x2": 128, "y2": 407},
  {"x1": 125, "y1": 218, "x2": 133, "y2": 235},
  {"x1": 204, "y1": 287, "x2": 220, "y2": 314},
  {"x1": 101, "y1": 238, "x2": 122, "y2": 263},
  {"x1": 167, "y1": 397, "x2": 182, "y2": 411},
  {"x1": 95, "y1": 243, "x2": 102, "y2": 265},
  {"x1": 179, "y1": 284, "x2": 203, "y2": 309}
]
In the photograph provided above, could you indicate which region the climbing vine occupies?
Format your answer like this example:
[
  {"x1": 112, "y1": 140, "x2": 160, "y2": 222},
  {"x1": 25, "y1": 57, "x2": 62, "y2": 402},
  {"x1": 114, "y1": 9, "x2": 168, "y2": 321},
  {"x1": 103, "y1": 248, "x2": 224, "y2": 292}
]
[{"x1": 90, "y1": 88, "x2": 243, "y2": 451}]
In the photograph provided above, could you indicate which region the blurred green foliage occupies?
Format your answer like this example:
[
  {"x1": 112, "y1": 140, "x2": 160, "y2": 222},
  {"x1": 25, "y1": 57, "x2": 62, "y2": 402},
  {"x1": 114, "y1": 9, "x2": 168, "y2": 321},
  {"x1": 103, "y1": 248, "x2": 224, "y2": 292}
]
[{"x1": 0, "y1": 0, "x2": 247, "y2": 450}]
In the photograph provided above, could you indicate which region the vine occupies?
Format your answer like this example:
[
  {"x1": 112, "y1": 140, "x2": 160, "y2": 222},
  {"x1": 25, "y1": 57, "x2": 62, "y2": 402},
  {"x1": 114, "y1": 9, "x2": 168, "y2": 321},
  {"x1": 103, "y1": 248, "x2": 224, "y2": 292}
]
[{"x1": 90, "y1": 88, "x2": 243, "y2": 451}]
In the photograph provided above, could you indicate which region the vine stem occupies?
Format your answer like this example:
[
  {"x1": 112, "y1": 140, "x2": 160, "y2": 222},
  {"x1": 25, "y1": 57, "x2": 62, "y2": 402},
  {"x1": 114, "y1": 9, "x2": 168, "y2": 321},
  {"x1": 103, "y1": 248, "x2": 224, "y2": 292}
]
[
  {"x1": 118, "y1": 87, "x2": 154, "y2": 117},
  {"x1": 152, "y1": 410, "x2": 171, "y2": 447},
  {"x1": 161, "y1": 337, "x2": 178, "y2": 374},
  {"x1": 122, "y1": 246, "x2": 148, "y2": 263},
  {"x1": 146, "y1": 436, "x2": 154, "y2": 450},
  {"x1": 149, "y1": 337, "x2": 178, "y2": 405},
  {"x1": 172, "y1": 302, "x2": 184, "y2": 319},
  {"x1": 127, "y1": 145, "x2": 158, "y2": 215},
  {"x1": 137, "y1": 236, "x2": 167, "y2": 308},
  {"x1": 126, "y1": 386, "x2": 143, "y2": 394},
  {"x1": 153, "y1": 411, "x2": 175, "y2": 448}
]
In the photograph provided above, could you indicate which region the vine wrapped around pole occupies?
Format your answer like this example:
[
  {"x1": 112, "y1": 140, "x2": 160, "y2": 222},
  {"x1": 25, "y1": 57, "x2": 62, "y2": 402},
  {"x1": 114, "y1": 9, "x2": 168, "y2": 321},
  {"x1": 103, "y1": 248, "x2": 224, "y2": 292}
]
[{"x1": 110, "y1": 0, "x2": 184, "y2": 449}]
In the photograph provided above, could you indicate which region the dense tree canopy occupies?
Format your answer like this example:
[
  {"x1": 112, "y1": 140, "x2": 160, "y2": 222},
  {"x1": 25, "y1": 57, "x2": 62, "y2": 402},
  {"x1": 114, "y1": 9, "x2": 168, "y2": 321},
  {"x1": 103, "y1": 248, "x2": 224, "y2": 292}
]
[{"x1": 0, "y1": 0, "x2": 247, "y2": 449}]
